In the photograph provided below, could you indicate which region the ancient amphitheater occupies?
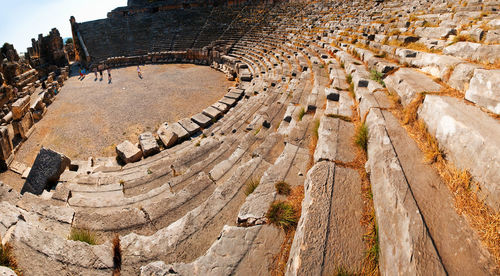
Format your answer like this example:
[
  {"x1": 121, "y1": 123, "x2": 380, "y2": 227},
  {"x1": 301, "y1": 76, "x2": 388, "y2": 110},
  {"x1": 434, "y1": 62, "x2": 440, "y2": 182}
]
[{"x1": 0, "y1": 0, "x2": 499, "y2": 275}]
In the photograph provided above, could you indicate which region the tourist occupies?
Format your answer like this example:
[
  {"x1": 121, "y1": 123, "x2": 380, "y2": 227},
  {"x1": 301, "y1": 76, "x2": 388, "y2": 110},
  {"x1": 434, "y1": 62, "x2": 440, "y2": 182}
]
[
  {"x1": 94, "y1": 67, "x2": 98, "y2": 80},
  {"x1": 41, "y1": 81, "x2": 46, "y2": 90},
  {"x1": 137, "y1": 65, "x2": 142, "y2": 79},
  {"x1": 98, "y1": 64, "x2": 104, "y2": 81},
  {"x1": 107, "y1": 68, "x2": 112, "y2": 84},
  {"x1": 79, "y1": 67, "x2": 83, "y2": 79}
]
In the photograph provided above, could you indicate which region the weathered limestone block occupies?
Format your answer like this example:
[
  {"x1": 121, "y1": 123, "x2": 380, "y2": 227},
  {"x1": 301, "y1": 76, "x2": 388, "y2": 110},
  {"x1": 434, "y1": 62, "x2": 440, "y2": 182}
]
[
  {"x1": 443, "y1": 42, "x2": 500, "y2": 64},
  {"x1": 21, "y1": 147, "x2": 70, "y2": 195},
  {"x1": 140, "y1": 225, "x2": 262, "y2": 276},
  {"x1": 169, "y1": 122, "x2": 189, "y2": 140},
  {"x1": 286, "y1": 161, "x2": 335, "y2": 276},
  {"x1": 414, "y1": 26, "x2": 456, "y2": 39},
  {"x1": 13, "y1": 111, "x2": 34, "y2": 139},
  {"x1": 138, "y1": 132, "x2": 159, "y2": 157},
  {"x1": 10, "y1": 220, "x2": 113, "y2": 272},
  {"x1": 365, "y1": 108, "x2": 446, "y2": 275},
  {"x1": 212, "y1": 102, "x2": 229, "y2": 112},
  {"x1": 0, "y1": 201, "x2": 23, "y2": 239},
  {"x1": 202, "y1": 106, "x2": 222, "y2": 119},
  {"x1": 465, "y1": 69, "x2": 500, "y2": 114},
  {"x1": 116, "y1": 140, "x2": 142, "y2": 164},
  {"x1": 11, "y1": 95, "x2": 30, "y2": 120},
  {"x1": 0, "y1": 126, "x2": 13, "y2": 160},
  {"x1": 178, "y1": 118, "x2": 200, "y2": 135},
  {"x1": 219, "y1": 96, "x2": 237, "y2": 107},
  {"x1": 448, "y1": 63, "x2": 481, "y2": 92},
  {"x1": 314, "y1": 116, "x2": 339, "y2": 162},
  {"x1": 418, "y1": 95, "x2": 500, "y2": 210},
  {"x1": 410, "y1": 52, "x2": 462, "y2": 80},
  {"x1": 191, "y1": 113, "x2": 211, "y2": 128},
  {"x1": 384, "y1": 68, "x2": 441, "y2": 106},
  {"x1": 157, "y1": 123, "x2": 178, "y2": 148}
]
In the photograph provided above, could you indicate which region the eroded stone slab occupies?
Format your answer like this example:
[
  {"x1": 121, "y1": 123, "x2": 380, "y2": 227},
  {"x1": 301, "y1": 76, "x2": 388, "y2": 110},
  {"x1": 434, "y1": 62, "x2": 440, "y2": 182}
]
[
  {"x1": 418, "y1": 95, "x2": 500, "y2": 210},
  {"x1": 384, "y1": 68, "x2": 441, "y2": 106},
  {"x1": 465, "y1": 69, "x2": 500, "y2": 114},
  {"x1": 140, "y1": 225, "x2": 261, "y2": 276}
]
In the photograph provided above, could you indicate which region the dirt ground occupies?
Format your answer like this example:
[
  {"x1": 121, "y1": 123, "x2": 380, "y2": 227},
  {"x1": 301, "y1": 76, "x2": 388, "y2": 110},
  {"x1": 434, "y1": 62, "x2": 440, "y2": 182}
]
[{"x1": 0, "y1": 64, "x2": 232, "y2": 191}]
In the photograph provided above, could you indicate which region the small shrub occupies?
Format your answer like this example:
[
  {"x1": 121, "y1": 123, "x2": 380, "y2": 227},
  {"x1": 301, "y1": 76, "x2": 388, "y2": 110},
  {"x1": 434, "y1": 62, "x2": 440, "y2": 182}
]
[
  {"x1": 147, "y1": 168, "x2": 153, "y2": 174},
  {"x1": 195, "y1": 141, "x2": 201, "y2": 147},
  {"x1": 370, "y1": 69, "x2": 385, "y2": 87},
  {"x1": 346, "y1": 74, "x2": 352, "y2": 84},
  {"x1": 275, "y1": 181, "x2": 291, "y2": 195},
  {"x1": 244, "y1": 178, "x2": 259, "y2": 196},
  {"x1": 68, "y1": 228, "x2": 98, "y2": 245},
  {"x1": 266, "y1": 201, "x2": 297, "y2": 231},
  {"x1": 297, "y1": 107, "x2": 306, "y2": 121},
  {"x1": 355, "y1": 123, "x2": 369, "y2": 152}
]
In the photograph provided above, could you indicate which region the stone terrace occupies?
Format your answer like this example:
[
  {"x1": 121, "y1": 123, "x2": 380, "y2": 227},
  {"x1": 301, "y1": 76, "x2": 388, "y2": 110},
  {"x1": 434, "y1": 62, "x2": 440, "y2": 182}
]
[{"x1": 0, "y1": 0, "x2": 499, "y2": 275}]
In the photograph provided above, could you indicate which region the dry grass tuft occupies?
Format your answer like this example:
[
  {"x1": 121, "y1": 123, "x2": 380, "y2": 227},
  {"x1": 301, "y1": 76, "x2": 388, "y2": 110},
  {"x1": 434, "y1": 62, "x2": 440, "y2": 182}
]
[
  {"x1": 270, "y1": 185, "x2": 305, "y2": 276},
  {"x1": 68, "y1": 228, "x2": 98, "y2": 245},
  {"x1": 244, "y1": 178, "x2": 260, "y2": 196},
  {"x1": 0, "y1": 238, "x2": 19, "y2": 274},
  {"x1": 275, "y1": 181, "x2": 291, "y2": 196},
  {"x1": 403, "y1": 93, "x2": 426, "y2": 125},
  {"x1": 326, "y1": 114, "x2": 352, "y2": 122},
  {"x1": 308, "y1": 119, "x2": 320, "y2": 170}
]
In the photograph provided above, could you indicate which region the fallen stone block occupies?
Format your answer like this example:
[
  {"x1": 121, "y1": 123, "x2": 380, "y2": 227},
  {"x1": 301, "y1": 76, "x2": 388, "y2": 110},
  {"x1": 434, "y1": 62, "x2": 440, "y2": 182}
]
[
  {"x1": 465, "y1": 69, "x2": 500, "y2": 114},
  {"x1": 11, "y1": 96, "x2": 30, "y2": 120},
  {"x1": 191, "y1": 113, "x2": 211, "y2": 128},
  {"x1": 21, "y1": 147, "x2": 70, "y2": 195},
  {"x1": 202, "y1": 106, "x2": 222, "y2": 119},
  {"x1": 116, "y1": 140, "x2": 142, "y2": 164},
  {"x1": 138, "y1": 132, "x2": 160, "y2": 157},
  {"x1": 418, "y1": 95, "x2": 500, "y2": 210},
  {"x1": 169, "y1": 122, "x2": 190, "y2": 140},
  {"x1": 219, "y1": 96, "x2": 237, "y2": 107},
  {"x1": 178, "y1": 118, "x2": 200, "y2": 135},
  {"x1": 212, "y1": 102, "x2": 229, "y2": 112}
]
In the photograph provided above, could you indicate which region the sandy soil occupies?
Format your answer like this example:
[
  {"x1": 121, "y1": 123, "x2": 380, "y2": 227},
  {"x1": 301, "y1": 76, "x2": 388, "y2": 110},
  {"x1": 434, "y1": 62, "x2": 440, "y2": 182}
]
[{"x1": 0, "y1": 64, "x2": 232, "y2": 191}]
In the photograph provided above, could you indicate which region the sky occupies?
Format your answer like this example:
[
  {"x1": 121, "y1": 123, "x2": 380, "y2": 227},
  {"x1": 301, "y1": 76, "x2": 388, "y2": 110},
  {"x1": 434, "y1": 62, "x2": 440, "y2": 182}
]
[{"x1": 0, "y1": 0, "x2": 127, "y2": 54}]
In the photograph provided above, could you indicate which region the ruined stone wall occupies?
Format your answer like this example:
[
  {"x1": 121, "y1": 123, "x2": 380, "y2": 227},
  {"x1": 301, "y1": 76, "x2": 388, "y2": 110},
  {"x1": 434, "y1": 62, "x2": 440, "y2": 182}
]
[{"x1": 71, "y1": 0, "x2": 285, "y2": 65}]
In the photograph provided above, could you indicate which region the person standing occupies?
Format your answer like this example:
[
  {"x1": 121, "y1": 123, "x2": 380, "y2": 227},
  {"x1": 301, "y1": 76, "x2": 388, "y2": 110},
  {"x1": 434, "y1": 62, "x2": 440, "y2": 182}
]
[
  {"x1": 98, "y1": 64, "x2": 104, "y2": 80},
  {"x1": 94, "y1": 67, "x2": 98, "y2": 80},
  {"x1": 137, "y1": 65, "x2": 142, "y2": 79},
  {"x1": 107, "y1": 68, "x2": 112, "y2": 84}
]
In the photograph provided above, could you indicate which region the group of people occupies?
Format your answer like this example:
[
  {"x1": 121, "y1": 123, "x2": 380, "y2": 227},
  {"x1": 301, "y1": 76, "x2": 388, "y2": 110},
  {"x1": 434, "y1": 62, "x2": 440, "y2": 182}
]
[
  {"x1": 78, "y1": 64, "x2": 112, "y2": 84},
  {"x1": 78, "y1": 64, "x2": 144, "y2": 83}
]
